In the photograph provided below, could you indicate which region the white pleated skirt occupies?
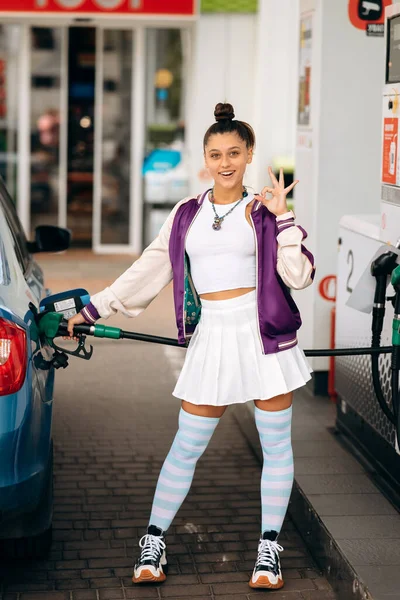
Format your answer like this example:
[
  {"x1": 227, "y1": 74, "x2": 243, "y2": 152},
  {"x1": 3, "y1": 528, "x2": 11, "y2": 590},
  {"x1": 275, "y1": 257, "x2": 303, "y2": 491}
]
[{"x1": 172, "y1": 290, "x2": 313, "y2": 406}]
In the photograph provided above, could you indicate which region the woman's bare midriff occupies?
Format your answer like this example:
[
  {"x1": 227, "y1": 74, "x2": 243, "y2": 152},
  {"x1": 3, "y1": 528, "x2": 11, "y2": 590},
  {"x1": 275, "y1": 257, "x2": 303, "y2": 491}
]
[{"x1": 199, "y1": 287, "x2": 256, "y2": 301}]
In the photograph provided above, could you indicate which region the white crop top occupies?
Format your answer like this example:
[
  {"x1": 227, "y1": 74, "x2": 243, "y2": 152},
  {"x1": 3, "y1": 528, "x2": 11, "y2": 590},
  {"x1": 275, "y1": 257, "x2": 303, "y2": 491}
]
[{"x1": 185, "y1": 193, "x2": 256, "y2": 294}]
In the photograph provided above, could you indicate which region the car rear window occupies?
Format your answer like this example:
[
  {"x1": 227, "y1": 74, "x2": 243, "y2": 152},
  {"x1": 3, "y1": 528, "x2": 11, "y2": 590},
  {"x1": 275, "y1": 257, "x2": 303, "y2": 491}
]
[{"x1": 0, "y1": 179, "x2": 30, "y2": 275}]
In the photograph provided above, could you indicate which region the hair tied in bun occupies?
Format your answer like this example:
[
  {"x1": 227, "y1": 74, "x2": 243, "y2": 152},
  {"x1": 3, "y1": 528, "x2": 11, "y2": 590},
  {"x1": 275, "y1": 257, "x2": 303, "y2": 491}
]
[
  {"x1": 203, "y1": 102, "x2": 255, "y2": 149},
  {"x1": 214, "y1": 102, "x2": 235, "y2": 122}
]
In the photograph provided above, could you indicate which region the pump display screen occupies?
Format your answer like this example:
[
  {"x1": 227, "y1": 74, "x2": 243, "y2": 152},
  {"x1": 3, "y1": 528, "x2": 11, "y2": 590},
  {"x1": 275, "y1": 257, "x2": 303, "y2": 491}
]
[{"x1": 387, "y1": 16, "x2": 400, "y2": 83}]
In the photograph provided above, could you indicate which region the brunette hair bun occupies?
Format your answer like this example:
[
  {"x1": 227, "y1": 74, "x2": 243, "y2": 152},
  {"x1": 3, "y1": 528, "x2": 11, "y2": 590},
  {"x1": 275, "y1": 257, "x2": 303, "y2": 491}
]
[
  {"x1": 203, "y1": 101, "x2": 255, "y2": 149},
  {"x1": 214, "y1": 102, "x2": 235, "y2": 122}
]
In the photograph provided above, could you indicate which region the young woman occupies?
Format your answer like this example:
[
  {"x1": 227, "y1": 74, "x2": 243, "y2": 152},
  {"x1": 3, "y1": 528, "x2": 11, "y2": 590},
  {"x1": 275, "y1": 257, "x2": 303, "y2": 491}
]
[{"x1": 67, "y1": 102, "x2": 315, "y2": 590}]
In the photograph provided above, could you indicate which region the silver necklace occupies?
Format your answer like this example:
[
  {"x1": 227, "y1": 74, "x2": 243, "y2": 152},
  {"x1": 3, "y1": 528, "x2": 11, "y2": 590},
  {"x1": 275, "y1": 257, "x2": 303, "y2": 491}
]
[{"x1": 210, "y1": 187, "x2": 248, "y2": 230}]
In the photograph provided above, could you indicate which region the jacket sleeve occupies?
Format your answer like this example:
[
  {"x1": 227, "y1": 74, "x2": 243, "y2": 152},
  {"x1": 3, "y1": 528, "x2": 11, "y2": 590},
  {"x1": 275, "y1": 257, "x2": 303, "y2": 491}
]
[
  {"x1": 275, "y1": 211, "x2": 315, "y2": 290},
  {"x1": 81, "y1": 199, "x2": 186, "y2": 322}
]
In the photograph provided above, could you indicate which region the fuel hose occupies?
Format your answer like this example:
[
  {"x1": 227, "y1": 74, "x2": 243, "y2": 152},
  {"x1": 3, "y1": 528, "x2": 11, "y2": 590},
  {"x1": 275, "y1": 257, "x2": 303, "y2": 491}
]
[{"x1": 55, "y1": 321, "x2": 393, "y2": 357}]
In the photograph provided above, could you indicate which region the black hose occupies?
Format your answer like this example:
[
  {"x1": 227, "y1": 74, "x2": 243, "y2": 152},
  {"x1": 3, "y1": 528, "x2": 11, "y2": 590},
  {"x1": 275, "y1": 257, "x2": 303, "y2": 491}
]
[
  {"x1": 391, "y1": 346, "x2": 400, "y2": 426},
  {"x1": 57, "y1": 322, "x2": 393, "y2": 356},
  {"x1": 304, "y1": 346, "x2": 392, "y2": 357},
  {"x1": 371, "y1": 330, "x2": 396, "y2": 425},
  {"x1": 372, "y1": 355, "x2": 396, "y2": 424}
]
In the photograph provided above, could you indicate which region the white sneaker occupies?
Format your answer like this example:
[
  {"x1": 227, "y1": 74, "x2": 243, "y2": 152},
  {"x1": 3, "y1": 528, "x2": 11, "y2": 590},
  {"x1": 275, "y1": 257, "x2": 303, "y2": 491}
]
[
  {"x1": 132, "y1": 525, "x2": 168, "y2": 584},
  {"x1": 249, "y1": 530, "x2": 284, "y2": 589}
]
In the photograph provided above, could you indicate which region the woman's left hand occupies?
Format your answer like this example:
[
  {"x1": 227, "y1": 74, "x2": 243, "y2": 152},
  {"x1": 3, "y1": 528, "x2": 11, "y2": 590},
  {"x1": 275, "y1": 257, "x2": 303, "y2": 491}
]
[{"x1": 255, "y1": 167, "x2": 299, "y2": 217}]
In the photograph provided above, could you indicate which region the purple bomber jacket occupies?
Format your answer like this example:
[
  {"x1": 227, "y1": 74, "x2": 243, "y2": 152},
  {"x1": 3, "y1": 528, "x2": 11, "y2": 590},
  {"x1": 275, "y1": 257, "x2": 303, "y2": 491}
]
[{"x1": 81, "y1": 190, "x2": 315, "y2": 355}]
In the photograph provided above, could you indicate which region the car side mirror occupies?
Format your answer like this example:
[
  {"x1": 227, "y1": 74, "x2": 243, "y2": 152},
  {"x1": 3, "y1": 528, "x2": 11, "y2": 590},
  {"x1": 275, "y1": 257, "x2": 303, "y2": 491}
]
[{"x1": 27, "y1": 225, "x2": 71, "y2": 254}]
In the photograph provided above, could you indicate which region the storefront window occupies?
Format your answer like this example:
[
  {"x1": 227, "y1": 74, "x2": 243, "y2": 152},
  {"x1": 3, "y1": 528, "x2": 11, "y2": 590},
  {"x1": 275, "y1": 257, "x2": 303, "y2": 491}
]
[
  {"x1": 100, "y1": 29, "x2": 133, "y2": 245},
  {"x1": 30, "y1": 27, "x2": 62, "y2": 233},
  {"x1": 0, "y1": 25, "x2": 21, "y2": 204},
  {"x1": 143, "y1": 29, "x2": 188, "y2": 246}
]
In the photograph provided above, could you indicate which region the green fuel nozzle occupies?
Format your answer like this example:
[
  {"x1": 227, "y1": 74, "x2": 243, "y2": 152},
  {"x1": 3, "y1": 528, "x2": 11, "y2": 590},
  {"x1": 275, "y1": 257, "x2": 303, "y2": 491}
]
[
  {"x1": 36, "y1": 312, "x2": 125, "y2": 367},
  {"x1": 38, "y1": 311, "x2": 64, "y2": 340},
  {"x1": 37, "y1": 312, "x2": 93, "y2": 365},
  {"x1": 392, "y1": 264, "x2": 400, "y2": 290}
]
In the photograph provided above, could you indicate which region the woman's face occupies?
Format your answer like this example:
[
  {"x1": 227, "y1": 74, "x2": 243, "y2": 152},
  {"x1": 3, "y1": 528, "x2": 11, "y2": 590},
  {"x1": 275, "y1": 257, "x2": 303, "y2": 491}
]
[{"x1": 204, "y1": 132, "x2": 253, "y2": 190}]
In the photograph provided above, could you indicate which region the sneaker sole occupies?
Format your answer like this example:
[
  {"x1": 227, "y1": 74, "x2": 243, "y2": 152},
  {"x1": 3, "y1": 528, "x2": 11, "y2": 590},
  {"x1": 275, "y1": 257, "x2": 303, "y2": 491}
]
[
  {"x1": 132, "y1": 570, "x2": 167, "y2": 584},
  {"x1": 249, "y1": 576, "x2": 284, "y2": 589}
]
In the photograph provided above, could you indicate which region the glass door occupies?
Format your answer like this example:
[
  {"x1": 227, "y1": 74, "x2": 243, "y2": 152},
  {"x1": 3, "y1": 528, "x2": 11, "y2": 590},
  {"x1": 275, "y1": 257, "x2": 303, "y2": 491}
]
[
  {"x1": 0, "y1": 25, "x2": 23, "y2": 206},
  {"x1": 20, "y1": 22, "x2": 187, "y2": 253},
  {"x1": 28, "y1": 24, "x2": 138, "y2": 251},
  {"x1": 29, "y1": 26, "x2": 67, "y2": 237},
  {"x1": 93, "y1": 27, "x2": 136, "y2": 252}
]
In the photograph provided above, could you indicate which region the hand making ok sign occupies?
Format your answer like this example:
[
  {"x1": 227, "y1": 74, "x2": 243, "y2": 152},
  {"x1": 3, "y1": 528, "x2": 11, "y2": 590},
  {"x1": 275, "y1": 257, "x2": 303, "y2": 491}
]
[{"x1": 255, "y1": 167, "x2": 299, "y2": 217}]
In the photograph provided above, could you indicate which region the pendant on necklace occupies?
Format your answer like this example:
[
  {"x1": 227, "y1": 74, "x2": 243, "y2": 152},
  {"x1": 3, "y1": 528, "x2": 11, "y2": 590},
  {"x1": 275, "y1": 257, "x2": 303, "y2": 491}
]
[{"x1": 212, "y1": 218, "x2": 222, "y2": 231}]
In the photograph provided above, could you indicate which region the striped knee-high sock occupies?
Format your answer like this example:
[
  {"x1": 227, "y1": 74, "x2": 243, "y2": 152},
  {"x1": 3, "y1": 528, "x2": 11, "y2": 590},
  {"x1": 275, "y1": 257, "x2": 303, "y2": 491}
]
[
  {"x1": 149, "y1": 408, "x2": 220, "y2": 532},
  {"x1": 254, "y1": 405, "x2": 293, "y2": 535}
]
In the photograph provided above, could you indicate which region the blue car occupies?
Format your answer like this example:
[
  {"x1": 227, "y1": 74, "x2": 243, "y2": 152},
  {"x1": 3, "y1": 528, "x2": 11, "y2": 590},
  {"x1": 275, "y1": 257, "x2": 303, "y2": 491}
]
[{"x1": 0, "y1": 178, "x2": 70, "y2": 558}]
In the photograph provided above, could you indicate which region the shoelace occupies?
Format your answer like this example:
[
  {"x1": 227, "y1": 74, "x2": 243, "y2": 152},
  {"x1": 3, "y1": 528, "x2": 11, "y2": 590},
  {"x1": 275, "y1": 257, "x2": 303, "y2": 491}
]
[
  {"x1": 138, "y1": 534, "x2": 166, "y2": 563},
  {"x1": 256, "y1": 539, "x2": 284, "y2": 569}
]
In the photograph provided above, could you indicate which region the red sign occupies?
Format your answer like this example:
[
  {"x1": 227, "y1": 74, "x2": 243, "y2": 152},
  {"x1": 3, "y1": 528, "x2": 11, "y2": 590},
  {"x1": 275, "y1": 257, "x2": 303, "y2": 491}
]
[
  {"x1": 382, "y1": 117, "x2": 398, "y2": 184},
  {"x1": 318, "y1": 275, "x2": 336, "y2": 303},
  {"x1": 348, "y1": 0, "x2": 392, "y2": 30},
  {"x1": 0, "y1": 0, "x2": 195, "y2": 16}
]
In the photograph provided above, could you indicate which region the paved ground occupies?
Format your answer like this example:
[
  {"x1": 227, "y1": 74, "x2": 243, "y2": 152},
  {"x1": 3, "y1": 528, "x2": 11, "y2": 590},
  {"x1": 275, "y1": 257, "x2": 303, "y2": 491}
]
[{"x1": 0, "y1": 251, "x2": 334, "y2": 600}]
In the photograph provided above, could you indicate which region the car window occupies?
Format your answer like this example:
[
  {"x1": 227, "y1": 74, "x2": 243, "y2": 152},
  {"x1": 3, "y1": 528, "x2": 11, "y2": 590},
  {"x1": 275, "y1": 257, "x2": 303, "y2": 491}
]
[
  {"x1": 0, "y1": 178, "x2": 31, "y2": 274},
  {"x1": 0, "y1": 235, "x2": 11, "y2": 286}
]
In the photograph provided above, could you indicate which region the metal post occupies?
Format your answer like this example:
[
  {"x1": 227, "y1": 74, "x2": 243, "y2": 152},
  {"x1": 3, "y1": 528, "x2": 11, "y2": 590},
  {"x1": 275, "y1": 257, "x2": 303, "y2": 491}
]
[
  {"x1": 131, "y1": 26, "x2": 145, "y2": 254},
  {"x1": 58, "y1": 26, "x2": 69, "y2": 230},
  {"x1": 17, "y1": 23, "x2": 31, "y2": 236}
]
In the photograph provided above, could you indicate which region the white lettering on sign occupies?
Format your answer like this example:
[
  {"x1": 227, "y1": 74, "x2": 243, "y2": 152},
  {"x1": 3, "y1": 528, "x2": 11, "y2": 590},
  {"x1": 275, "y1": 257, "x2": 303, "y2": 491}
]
[
  {"x1": 93, "y1": 0, "x2": 124, "y2": 8},
  {"x1": 36, "y1": 0, "x2": 143, "y2": 8},
  {"x1": 54, "y1": 0, "x2": 85, "y2": 8},
  {"x1": 368, "y1": 23, "x2": 383, "y2": 32},
  {"x1": 386, "y1": 124, "x2": 395, "y2": 131}
]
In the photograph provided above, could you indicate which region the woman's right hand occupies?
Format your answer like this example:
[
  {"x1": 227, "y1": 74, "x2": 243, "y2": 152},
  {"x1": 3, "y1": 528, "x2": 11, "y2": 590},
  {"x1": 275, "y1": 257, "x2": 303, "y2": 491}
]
[{"x1": 63, "y1": 312, "x2": 87, "y2": 342}]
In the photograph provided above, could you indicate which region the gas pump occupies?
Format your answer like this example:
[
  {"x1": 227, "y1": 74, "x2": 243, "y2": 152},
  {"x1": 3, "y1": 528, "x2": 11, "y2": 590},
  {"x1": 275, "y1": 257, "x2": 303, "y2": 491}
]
[{"x1": 334, "y1": 3, "x2": 400, "y2": 503}]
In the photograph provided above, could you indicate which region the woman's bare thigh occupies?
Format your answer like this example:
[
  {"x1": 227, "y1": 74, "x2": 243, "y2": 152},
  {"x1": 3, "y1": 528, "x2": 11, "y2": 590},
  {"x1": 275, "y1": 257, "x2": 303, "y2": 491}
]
[
  {"x1": 182, "y1": 400, "x2": 227, "y2": 418},
  {"x1": 254, "y1": 392, "x2": 293, "y2": 412}
]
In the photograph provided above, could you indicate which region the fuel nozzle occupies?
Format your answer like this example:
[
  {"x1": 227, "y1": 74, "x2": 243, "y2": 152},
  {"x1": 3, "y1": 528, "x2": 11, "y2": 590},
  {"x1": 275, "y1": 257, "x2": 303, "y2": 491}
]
[
  {"x1": 370, "y1": 249, "x2": 399, "y2": 344},
  {"x1": 371, "y1": 249, "x2": 398, "y2": 299}
]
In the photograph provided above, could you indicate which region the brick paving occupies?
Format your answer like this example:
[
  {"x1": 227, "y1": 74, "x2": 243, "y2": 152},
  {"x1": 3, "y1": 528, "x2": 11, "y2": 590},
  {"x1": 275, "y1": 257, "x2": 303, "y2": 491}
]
[{"x1": 0, "y1": 251, "x2": 334, "y2": 600}]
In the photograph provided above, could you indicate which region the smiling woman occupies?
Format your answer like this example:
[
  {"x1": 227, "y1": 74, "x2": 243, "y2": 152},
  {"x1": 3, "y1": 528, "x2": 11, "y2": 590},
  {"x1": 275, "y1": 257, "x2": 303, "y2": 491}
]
[{"x1": 66, "y1": 101, "x2": 315, "y2": 592}]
